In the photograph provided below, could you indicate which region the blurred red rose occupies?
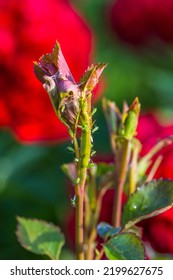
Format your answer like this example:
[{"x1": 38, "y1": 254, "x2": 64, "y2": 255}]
[
  {"x1": 109, "y1": 0, "x2": 173, "y2": 45},
  {"x1": 0, "y1": 0, "x2": 95, "y2": 142},
  {"x1": 141, "y1": 208, "x2": 173, "y2": 254}
]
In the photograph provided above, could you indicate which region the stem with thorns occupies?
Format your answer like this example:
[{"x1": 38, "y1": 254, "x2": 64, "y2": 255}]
[
  {"x1": 75, "y1": 95, "x2": 92, "y2": 260},
  {"x1": 75, "y1": 183, "x2": 85, "y2": 260}
]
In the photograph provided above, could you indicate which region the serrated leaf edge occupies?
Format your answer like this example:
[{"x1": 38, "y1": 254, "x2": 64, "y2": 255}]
[
  {"x1": 16, "y1": 216, "x2": 65, "y2": 260},
  {"x1": 122, "y1": 178, "x2": 173, "y2": 228}
]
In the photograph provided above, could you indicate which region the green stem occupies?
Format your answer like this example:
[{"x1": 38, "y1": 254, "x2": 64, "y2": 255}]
[
  {"x1": 75, "y1": 97, "x2": 92, "y2": 260},
  {"x1": 80, "y1": 127, "x2": 91, "y2": 187},
  {"x1": 86, "y1": 227, "x2": 97, "y2": 260},
  {"x1": 75, "y1": 184, "x2": 84, "y2": 260},
  {"x1": 72, "y1": 122, "x2": 85, "y2": 260},
  {"x1": 86, "y1": 186, "x2": 109, "y2": 259},
  {"x1": 112, "y1": 139, "x2": 131, "y2": 227},
  {"x1": 85, "y1": 170, "x2": 97, "y2": 260},
  {"x1": 84, "y1": 192, "x2": 90, "y2": 259},
  {"x1": 95, "y1": 247, "x2": 104, "y2": 260}
]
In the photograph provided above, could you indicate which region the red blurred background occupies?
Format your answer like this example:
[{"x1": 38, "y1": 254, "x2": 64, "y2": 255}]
[{"x1": 1, "y1": 0, "x2": 173, "y2": 259}]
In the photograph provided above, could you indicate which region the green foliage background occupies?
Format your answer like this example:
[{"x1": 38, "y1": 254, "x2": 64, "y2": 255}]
[{"x1": 1, "y1": 0, "x2": 173, "y2": 259}]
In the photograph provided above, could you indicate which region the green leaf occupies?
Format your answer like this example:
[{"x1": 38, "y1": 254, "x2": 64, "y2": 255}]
[
  {"x1": 97, "y1": 222, "x2": 121, "y2": 239},
  {"x1": 16, "y1": 217, "x2": 65, "y2": 260},
  {"x1": 102, "y1": 98, "x2": 120, "y2": 135},
  {"x1": 79, "y1": 63, "x2": 107, "y2": 92},
  {"x1": 122, "y1": 179, "x2": 173, "y2": 228},
  {"x1": 33, "y1": 62, "x2": 47, "y2": 83},
  {"x1": 104, "y1": 233, "x2": 145, "y2": 260}
]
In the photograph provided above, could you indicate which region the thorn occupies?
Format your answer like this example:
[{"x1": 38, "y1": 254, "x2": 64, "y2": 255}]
[
  {"x1": 91, "y1": 150, "x2": 96, "y2": 156},
  {"x1": 92, "y1": 126, "x2": 99, "y2": 133},
  {"x1": 67, "y1": 146, "x2": 75, "y2": 153},
  {"x1": 61, "y1": 105, "x2": 65, "y2": 113},
  {"x1": 92, "y1": 108, "x2": 97, "y2": 115}
]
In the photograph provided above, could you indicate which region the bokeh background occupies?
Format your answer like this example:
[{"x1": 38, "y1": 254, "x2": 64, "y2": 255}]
[{"x1": 1, "y1": 0, "x2": 173, "y2": 259}]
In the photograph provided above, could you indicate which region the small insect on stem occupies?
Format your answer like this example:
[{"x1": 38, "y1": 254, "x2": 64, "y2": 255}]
[{"x1": 71, "y1": 195, "x2": 77, "y2": 208}]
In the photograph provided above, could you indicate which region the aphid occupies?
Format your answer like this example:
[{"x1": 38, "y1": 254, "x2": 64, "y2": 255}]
[{"x1": 71, "y1": 195, "x2": 77, "y2": 208}]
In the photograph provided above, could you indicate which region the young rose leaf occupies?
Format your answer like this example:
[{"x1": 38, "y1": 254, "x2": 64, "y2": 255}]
[
  {"x1": 34, "y1": 42, "x2": 80, "y2": 129},
  {"x1": 79, "y1": 63, "x2": 107, "y2": 92},
  {"x1": 104, "y1": 233, "x2": 145, "y2": 260},
  {"x1": 122, "y1": 179, "x2": 173, "y2": 229},
  {"x1": 34, "y1": 41, "x2": 107, "y2": 131},
  {"x1": 102, "y1": 98, "x2": 121, "y2": 136},
  {"x1": 16, "y1": 217, "x2": 65, "y2": 260},
  {"x1": 97, "y1": 222, "x2": 121, "y2": 239},
  {"x1": 34, "y1": 41, "x2": 75, "y2": 83},
  {"x1": 33, "y1": 62, "x2": 48, "y2": 83}
]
